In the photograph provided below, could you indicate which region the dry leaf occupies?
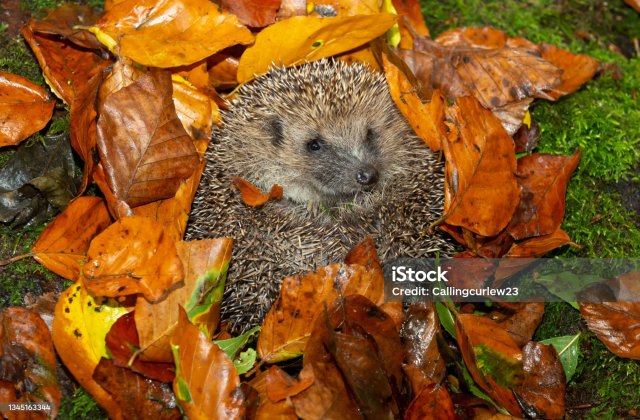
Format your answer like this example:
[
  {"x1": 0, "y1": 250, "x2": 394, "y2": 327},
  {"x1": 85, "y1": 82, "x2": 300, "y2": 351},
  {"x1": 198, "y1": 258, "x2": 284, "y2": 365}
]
[
  {"x1": 32, "y1": 196, "x2": 112, "y2": 281},
  {"x1": 404, "y1": 384, "x2": 455, "y2": 420},
  {"x1": 249, "y1": 370, "x2": 298, "y2": 419},
  {"x1": 0, "y1": 71, "x2": 55, "y2": 147},
  {"x1": 504, "y1": 228, "x2": 573, "y2": 258},
  {"x1": 94, "y1": 0, "x2": 254, "y2": 68},
  {"x1": 539, "y1": 43, "x2": 600, "y2": 100},
  {"x1": 171, "y1": 308, "x2": 245, "y2": 419},
  {"x1": 97, "y1": 70, "x2": 200, "y2": 208},
  {"x1": 134, "y1": 238, "x2": 232, "y2": 362},
  {"x1": 237, "y1": 13, "x2": 397, "y2": 83},
  {"x1": 83, "y1": 215, "x2": 184, "y2": 302},
  {"x1": 222, "y1": 0, "x2": 281, "y2": 28},
  {"x1": 232, "y1": 177, "x2": 283, "y2": 207}
]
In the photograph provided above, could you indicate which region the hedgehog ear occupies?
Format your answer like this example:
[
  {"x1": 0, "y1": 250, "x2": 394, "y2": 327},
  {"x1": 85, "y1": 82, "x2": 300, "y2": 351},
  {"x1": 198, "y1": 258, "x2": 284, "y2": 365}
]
[{"x1": 267, "y1": 117, "x2": 284, "y2": 147}]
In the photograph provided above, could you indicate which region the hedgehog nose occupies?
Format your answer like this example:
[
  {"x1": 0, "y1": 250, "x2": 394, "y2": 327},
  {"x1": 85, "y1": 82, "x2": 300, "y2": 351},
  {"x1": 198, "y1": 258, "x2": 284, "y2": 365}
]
[{"x1": 356, "y1": 167, "x2": 379, "y2": 186}]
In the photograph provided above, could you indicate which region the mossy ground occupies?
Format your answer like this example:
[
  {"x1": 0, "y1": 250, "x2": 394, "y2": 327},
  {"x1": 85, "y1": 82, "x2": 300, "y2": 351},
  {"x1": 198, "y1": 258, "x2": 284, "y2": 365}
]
[
  {"x1": 423, "y1": 0, "x2": 640, "y2": 417},
  {"x1": 0, "y1": 0, "x2": 638, "y2": 418}
]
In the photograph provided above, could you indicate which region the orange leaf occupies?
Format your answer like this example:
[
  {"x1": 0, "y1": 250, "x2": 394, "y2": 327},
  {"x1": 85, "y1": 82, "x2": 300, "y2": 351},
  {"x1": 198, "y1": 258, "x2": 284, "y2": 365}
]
[
  {"x1": 265, "y1": 366, "x2": 314, "y2": 402},
  {"x1": 507, "y1": 151, "x2": 581, "y2": 240},
  {"x1": 222, "y1": 0, "x2": 281, "y2": 27},
  {"x1": 32, "y1": 197, "x2": 112, "y2": 281},
  {"x1": 172, "y1": 308, "x2": 245, "y2": 418},
  {"x1": 505, "y1": 228, "x2": 573, "y2": 258},
  {"x1": 232, "y1": 177, "x2": 283, "y2": 207},
  {"x1": 97, "y1": 70, "x2": 200, "y2": 208},
  {"x1": 27, "y1": 4, "x2": 104, "y2": 50},
  {"x1": 249, "y1": 370, "x2": 298, "y2": 419},
  {"x1": 404, "y1": 384, "x2": 455, "y2": 420},
  {"x1": 539, "y1": 43, "x2": 600, "y2": 100},
  {"x1": 237, "y1": 13, "x2": 397, "y2": 83},
  {"x1": 381, "y1": 53, "x2": 446, "y2": 151},
  {"x1": 95, "y1": 0, "x2": 254, "y2": 68},
  {"x1": 311, "y1": 0, "x2": 382, "y2": 16},
  {"x1": 0, "y1": 71, "x2": 55, "y2": 147},
  {"x1": 172, "y1": 79, "x2": 216, "y2": 153},
  {"x1": 83, "y1": 215, "x2": 184, "y2": 302},
  {"x1": 441, "y1": 96, "x2": 520, "y2": 236},
  {"x1": 134, "y1": 238, "x2": 233, "y2": 362}
]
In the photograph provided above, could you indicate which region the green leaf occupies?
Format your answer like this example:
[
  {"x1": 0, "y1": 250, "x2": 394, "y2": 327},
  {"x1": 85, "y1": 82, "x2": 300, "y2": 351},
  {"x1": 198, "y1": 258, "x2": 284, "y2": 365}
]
[
  {"x1": 533, "y1": 271, "x2": 601, "y2": 306},
  {"x1": 185, "y1": 260, "x2": 230, "y2": 326},
  {"x1": 540, "y1": 333, "x2": 581, "y2": 382},
  {"x1": 233, "y1": 349, "x2": 257, "y2": 375},
  {"x1": 435, "y1": 302, "x2": 456, "y2": 338},
  {"x1": 213, "y1": 325, "x2": 260, "y2": 361},
  {"x1": 473, "y1": 344, "x2": 524, "y2": 388},
  {"x1": 461, "y1": 364, "x2": 508, "y2": 415}
]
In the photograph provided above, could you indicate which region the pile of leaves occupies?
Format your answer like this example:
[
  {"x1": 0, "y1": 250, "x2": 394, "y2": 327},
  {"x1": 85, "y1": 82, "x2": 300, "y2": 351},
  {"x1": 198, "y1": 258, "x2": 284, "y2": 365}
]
[{"x1": 1, "y1": 0, "x2": 639, "y2": 418}]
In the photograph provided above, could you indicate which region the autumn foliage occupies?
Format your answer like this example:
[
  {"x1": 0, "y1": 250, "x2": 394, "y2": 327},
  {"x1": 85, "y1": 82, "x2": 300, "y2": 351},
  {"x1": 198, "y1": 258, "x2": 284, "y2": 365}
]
[{"x1": 1, "y1": 0, "x2": 638, "y2": 418}]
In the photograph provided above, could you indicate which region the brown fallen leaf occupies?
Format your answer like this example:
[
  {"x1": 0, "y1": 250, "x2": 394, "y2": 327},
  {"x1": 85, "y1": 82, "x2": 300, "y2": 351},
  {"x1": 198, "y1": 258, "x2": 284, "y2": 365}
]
[
  {"x1": 441, "y1": 96, "x2": 520, "y2": 237},
  {"x1": 97, "y1": 70, "x2": 200, "y2": 208},
  {"x1": 104, "y1": 311, "x2": 175, "y2": 382},
  {"x1": 507, "y1": 151, "x2": 581, "y2": 240},
  {"x1": 83, "y1": 215, "x2": 184, "y2": 302},
  {"x1": 265, "y1": 365, "x2": 314, "y2": 402},
  {"x1": 513, "y1": 119, "x2": 541, "y2": 154},
  {"x1": 171, "y1": 308, "x2": 246, "y2": 419},
  {"x1": 515, "y1": 342, "x2": 566, "y2": 419},
  {"x1": 0, "y1": 307, "x2": 61, "y2": 419},
  {"x1": 237, "y1": 13, "x2": 397, "y2": 83},
  {"x1": 456, "y1": 314, "x2": 524, "y2": 416},
  {"x1": 21, "y1": 24, "x2": 111, "y2": 105},
  {"x1": 404, "y1": 383, "x2": 455, "y2": 420},
  {"x1": 94, "y1": 0, "x2": 254, "y2": 68},
  {"x1": 249, "y1": 369, "x2": 298, "y2": 419},
  {"x1": 232, "y1": 177, "x2": 284, "y2": 207},
  {"x1": 93, "y1": 358, "x2": 180, "y2": 420},
  {"x1": 92, "y1": 163, "x2": 133, "y2": 219},
  {"x1": 222, "y1": 0, "x2": 281, "y2": 28},
  {"x1": 32, "y1": 196, "x2": 112, "y2": 281},
  {"x1": 172, "y1": 78, "x2": 216, "y2": 151},
  {"x1": 393, "y1": 0, "x2": 430, "y2": 49},
  {"x1": 0, "y1": 71, "x2": 55, "y2": 147},
  {"x1": 208, "y1": 53, "x2": 241, "y2": 90},
  {"x1": 626, "y1": 0, "x2": 640, "y2": 12},
  {"x1": 491, "y1": 303, "x2": 546, "y2": 347},
  {"x1": 539, "y1": 43, "x2": 600, "y2": 100},
  {"x1": 401, "y1": 302, "x2": 446, "y2": 393},
  {"x1": 580, "y1": 272, "x2": 640, "y2": 359},
  {"x1": 134, "y1": 238, "x2": 232, "y2": 362},
  {"x1": 504, "y1": 228, "x2": 573, "y2": 258},
  {"x1": 27, "y1": 3, "x2": 104, "y2": 50}
]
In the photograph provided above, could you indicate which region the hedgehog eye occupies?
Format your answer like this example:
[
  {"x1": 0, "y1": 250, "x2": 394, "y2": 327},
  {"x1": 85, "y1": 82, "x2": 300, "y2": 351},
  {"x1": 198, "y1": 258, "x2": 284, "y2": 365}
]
[
  {"x1": 366, "y1": 127, "x2": 376, "y2": 144},
  {"x1": 306, "y1": 138, "x2": 322, "y2": 152}
]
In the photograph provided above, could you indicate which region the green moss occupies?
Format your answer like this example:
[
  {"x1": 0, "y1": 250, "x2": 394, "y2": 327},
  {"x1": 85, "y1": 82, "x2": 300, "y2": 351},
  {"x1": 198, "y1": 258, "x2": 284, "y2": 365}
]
[
  {"x1": 0, "y1": 28, "x2": 44, "y2": 85},
  {"x1": 58, "y1": 387, "x2": 106, "y2": 420}
]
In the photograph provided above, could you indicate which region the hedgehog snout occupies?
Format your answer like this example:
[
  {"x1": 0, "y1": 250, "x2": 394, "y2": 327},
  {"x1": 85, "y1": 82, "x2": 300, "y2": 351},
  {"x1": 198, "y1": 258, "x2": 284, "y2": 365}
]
[{"x1": 356, "y1": 165, "x2": 379, "y2": 186}]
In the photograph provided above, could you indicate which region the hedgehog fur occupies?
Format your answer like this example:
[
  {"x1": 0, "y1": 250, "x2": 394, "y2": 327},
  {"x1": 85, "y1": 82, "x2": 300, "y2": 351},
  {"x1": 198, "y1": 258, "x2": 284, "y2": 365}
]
[{"x1": 186, "y1": 59, "x2": 456, "y2": 332}]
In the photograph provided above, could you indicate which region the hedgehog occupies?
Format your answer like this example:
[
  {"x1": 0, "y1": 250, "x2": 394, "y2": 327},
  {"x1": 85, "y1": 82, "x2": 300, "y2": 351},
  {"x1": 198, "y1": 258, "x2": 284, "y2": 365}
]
[{"x1": 186, "y1": 59, "x2": 456, "y2": 332}]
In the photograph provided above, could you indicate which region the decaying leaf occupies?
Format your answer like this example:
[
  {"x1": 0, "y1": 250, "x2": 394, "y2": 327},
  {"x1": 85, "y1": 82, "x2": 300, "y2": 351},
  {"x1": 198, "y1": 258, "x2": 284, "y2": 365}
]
[
  {"x1": 93, "y1": 358, "x2": 180, "y2": 419},
  {"x1": 52, "y1": 283, "x2": 129, "y2": 416},
  {"x1": 222, "y1": 0, "x2": 281, "y2": 28},
  {"x1": 249, "y1": 369, "x2": 298, "y2": 419},
  {"x1": 0, "y1": 307, "x2": 61, "y2": 418},
  {"x1": 0, "y1": 71, "x2": 55, "y2": 147},
  {"x1": 171, "y1": 308, "x2": 245, "y2": 419},
  {"x1": 237, "y1": 13, "x2": 397, "y2": 82},
  {"x1": 97, "y1": 70, "x2": 200, "y2": 208},
  {"x1": 83, "y1": 215, "x2": 184, "y2": 302},
  {"x1": 404, "y1": 384, "x2": 455, "y2": 420},
  {"x1": 441, "y1": 96, "x2": 520, "y2": 237},
  {"x1": 32, "y1": 196, "x2": 111, "y2": 281},
  {"x1": 135, "y1": 238, "x2": 232, "y2": 362}
]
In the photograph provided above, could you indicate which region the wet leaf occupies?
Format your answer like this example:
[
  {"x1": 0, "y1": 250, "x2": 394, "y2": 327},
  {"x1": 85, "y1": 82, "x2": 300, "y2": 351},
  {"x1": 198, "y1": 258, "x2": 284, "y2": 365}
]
[
  {"x1": 441, "y1": 96, "x2": 520, "y2": 236},
  {"x1": 456, "y1": 314, "x2": 523, "y2": 416},
  {"x1": 491, "y1": 303, "x2": 545, "y2": 347},
  {"x1": 249, "y1": 370, "x2": 298, "y2": 419},
  {"x1": 171, "y1": 308, "x2": 245, "y2": 419},
  {"x1": 21, "y1": 24, "x2": 111, "y2": 105},
  {"x1": 539, "y1": 43, "x2": 600, "y2": 100},
  {"x1": 135, "y1": 238, "x2": 232, "y2": 362},
  {"x1": 32, "y1": 196, "x2": 111, "y2": 281},
  {"x1": 0, "y1": 71, "x2": 55, "y2": 147},
  {"x1": 83, "y1": 215, "x2": 184, "y2": 302},
  {"x1": 580, "y1": 272, "x2": 640, "y2": 359},
  {"x1": 28, "y1": 3, "x2": 104, "y2": 50},
  {"x1": 513, "y1": 118, "x2": 540, "y2": 154},
  {"x1": 222, "y1": 0, "x2": 281, "y2": 28},
  {"x1": 94, "y1": 0, "x2": 253, "y2": 68},
  {"x1": 515, "y1": 342, "x2": 565, "y2": 419},
  {"x1": 540, "y1": 333, "x2": 581, "y2": 382},
  {"x1": 404, "y1": 384, "x2": 455, "y2": 420},
  {"x1": 401, "y1": 302, "x2": 446, "y2": 392},
  {"x1": 232, "y1": 177, "x2": 283, "y2": 207},
  {"x1": 237, "y1": 13, "x2": 397, "y2": 83},
  {"x1": 0, "y1": 132, "x2": 78, "y2": 226},
  {"x1": 507, "y1": 151, "x2": 581, "y2": 240},
  {"x1": 97, "y1": 70, "x2": 200, "y2": 208},
  {"x1": 52, "y1": 283, "x2": 129, "y2": 416},
  {"x1": 0, "y1": 307, "x2": 61, "y2": 418},
  {"x1": 264, "y1": 365, "x2": 314, "y2": 402},
  {"x1": 93, "y1": 358, "x2": 180, "y2": 419},
  {"x1": 504, "y1": 228, "x2": 573, "y2": 257},
  {"x1": 213, "y1": 325, "x2": 260, "y2": 362},
  {"x1": 105, "y1": 311, "x2": 175, "y2": 382}
]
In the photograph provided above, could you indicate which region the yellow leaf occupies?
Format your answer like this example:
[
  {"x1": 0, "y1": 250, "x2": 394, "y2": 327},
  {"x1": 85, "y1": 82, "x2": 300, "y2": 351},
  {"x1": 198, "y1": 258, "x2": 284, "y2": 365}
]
[{"x1": 237, "y1": 13, "x2": 397, "y2": 83}]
